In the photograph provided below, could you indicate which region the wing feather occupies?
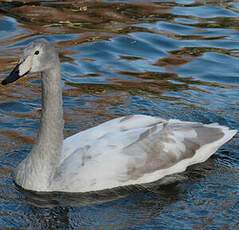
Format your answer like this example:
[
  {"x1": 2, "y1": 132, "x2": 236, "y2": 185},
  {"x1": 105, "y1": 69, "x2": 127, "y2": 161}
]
[{"x1": 123, "y1": 120, "x2": 237, "y2": 184}]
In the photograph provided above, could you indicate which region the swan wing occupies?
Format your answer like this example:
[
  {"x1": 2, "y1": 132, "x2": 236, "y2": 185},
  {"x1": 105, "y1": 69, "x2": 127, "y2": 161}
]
[
  {"x1": 52, "y1": 116, "x2": 236, "y2": 192},
  {"x1": 123, "y1": 120, "x2": 236, "y2": 186},
  {"x1": 61, "y1": 115, "x2": 165, "y2": 162}
]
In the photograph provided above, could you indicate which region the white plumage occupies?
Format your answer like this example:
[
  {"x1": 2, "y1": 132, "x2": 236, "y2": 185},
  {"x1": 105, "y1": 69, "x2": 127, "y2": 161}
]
[{"x1": 51, "y1": 115, "x2": 236, "y2": 192}]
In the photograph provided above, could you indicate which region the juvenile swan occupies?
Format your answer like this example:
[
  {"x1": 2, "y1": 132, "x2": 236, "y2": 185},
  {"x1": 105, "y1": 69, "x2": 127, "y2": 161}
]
[{"x1": 1, "y1": 39, "x2": 237, "y2": 192}]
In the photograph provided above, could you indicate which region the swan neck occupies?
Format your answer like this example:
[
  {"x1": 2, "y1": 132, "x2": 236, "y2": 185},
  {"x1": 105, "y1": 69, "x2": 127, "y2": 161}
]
[{"x1": 37, "y1": 64, "x2": 64, "y2": 160}]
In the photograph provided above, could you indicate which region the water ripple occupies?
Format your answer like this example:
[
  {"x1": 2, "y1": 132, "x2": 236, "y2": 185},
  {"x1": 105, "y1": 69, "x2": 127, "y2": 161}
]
[{"x1": 0, "y1": 1, "x2": 238, "y2": 229}]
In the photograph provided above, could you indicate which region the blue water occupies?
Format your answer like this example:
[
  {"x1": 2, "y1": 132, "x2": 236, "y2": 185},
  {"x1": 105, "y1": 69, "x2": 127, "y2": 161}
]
[{"x1": 0, "y1": 1, "x2": 238, "y2": 229}]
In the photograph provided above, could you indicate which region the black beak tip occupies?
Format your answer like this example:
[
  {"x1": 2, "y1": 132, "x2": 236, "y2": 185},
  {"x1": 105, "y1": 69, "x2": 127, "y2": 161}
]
[
  {"x1": 1, "y1": 79, "x2": 8, "y2": 85},
  {"x1": 1, "y1": 63, "x2": 23, "y2": 86}
]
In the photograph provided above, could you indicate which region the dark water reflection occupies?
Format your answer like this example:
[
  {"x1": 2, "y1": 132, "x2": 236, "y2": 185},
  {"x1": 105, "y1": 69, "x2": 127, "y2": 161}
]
[{"x1": 0, "y1": 0, "x2": 239, "y2": 229}]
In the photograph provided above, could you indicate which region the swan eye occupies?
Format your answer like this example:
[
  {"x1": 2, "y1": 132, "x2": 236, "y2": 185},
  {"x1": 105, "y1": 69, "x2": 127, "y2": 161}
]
[{"x1": 34, "y1": 50, "x2": 40, "y2": 55}]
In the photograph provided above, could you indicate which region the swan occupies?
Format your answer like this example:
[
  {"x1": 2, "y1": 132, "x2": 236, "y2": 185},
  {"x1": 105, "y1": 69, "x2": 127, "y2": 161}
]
[{"x1": 1, "y1": 39, "x2": 237, "y2": 193}]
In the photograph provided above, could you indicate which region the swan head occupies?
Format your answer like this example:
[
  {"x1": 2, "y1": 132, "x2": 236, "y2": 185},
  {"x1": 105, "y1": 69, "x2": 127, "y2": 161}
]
[{"x1": 1, "y1": 39, "x2": 58, "y2": 85}]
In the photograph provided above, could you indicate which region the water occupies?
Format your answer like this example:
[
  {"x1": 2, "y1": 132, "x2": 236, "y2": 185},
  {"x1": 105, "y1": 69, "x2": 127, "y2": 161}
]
[{"x1": 0, "y1": 0, "x2": 239, "y2": 229}]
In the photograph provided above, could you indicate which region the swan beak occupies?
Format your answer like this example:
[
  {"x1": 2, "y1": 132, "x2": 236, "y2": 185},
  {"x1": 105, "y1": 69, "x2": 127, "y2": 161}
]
[{"x1": 1, "y1": 57, "x2": 31, "y2": 85}]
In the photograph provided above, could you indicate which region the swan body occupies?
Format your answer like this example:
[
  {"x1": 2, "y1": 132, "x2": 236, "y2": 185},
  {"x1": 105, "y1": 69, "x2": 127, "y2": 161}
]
[
  {"x1": 56, "y1": 116, "x2": 235, "y2": 193},
  {"x1": 2, "y1": 39, "x2": 237, "y2": 193}
]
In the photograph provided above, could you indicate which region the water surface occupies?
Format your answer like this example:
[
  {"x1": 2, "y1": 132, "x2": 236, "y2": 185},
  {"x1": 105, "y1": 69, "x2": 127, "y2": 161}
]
[{"x1": 0, "y1": 0, "x2": 238, "y2": 229}]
